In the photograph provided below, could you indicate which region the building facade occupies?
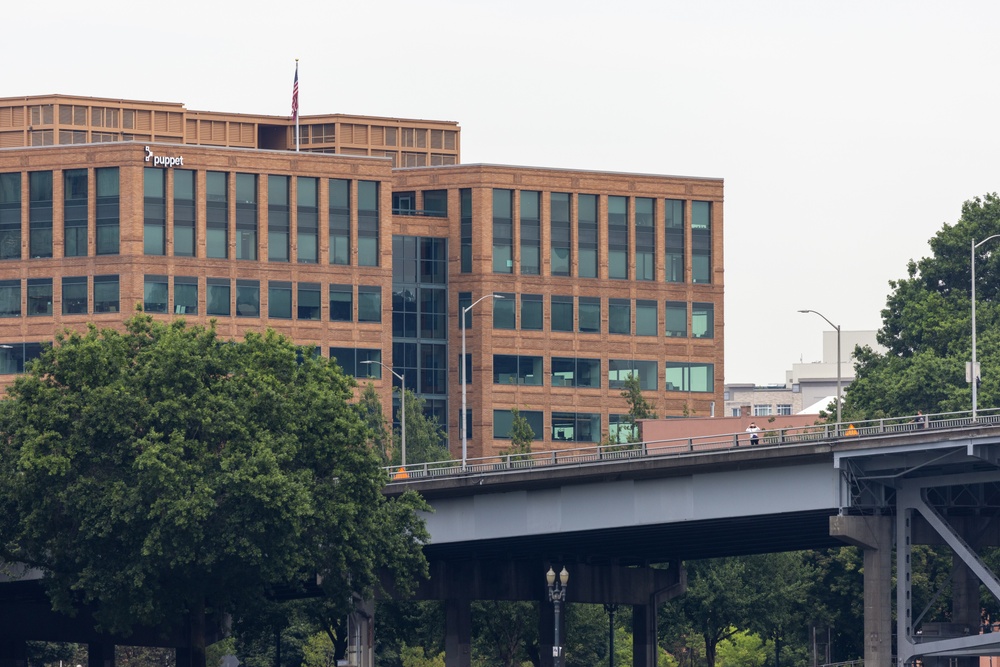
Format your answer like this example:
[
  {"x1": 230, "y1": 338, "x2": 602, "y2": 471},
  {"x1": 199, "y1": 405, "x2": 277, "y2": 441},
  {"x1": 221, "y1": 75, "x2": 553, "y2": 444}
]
[{"x1": 0, "y1": 95, "x2": 724, "y2": 459}]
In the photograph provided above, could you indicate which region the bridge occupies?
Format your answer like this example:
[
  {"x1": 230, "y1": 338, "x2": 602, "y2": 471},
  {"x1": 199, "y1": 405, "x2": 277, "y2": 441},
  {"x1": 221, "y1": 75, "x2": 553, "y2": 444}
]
[
  {"x1": 5, "y1": 411, "x2": 1000, "y2": 667},
  {"x1": 382, "y1": 410, "x2": 1000, "y2": 667}
]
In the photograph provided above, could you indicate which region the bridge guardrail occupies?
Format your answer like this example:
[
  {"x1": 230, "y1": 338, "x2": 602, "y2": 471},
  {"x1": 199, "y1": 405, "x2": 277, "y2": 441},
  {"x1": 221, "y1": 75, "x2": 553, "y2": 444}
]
[{"x1": 385, "y1": 408, "x2": 1000, "y2": 482}]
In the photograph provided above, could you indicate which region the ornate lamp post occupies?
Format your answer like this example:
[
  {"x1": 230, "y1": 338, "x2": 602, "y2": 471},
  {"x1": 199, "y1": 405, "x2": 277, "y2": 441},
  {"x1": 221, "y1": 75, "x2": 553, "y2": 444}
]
[
  {"x1": 546, "y1": 567, "x2": 569, "y2": 667},
  {"x1": 361, "y1": 360, "x2": 406, "y2": 466}
]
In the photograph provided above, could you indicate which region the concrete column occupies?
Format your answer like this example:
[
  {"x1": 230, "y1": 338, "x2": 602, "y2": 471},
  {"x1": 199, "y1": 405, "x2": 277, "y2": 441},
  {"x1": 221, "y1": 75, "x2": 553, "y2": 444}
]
[
  {"x1": 0, "y1": 640, "x2": 28, "y2": 667},
  {"x1": 952, "y1": 555, "x2": 980, "y2": 667},
  {"x1": 830, "y1": 515, "x2": 892, "y2": 667},
  {"x1": 632, "y1": 604, "x2": 657, "y2": 667},
  {"x1": 445, "y1": 598, "x2": 472, "y2": 667},
  {"x1": 88, "y1": 641, "x2": 116, "y2": 667}
]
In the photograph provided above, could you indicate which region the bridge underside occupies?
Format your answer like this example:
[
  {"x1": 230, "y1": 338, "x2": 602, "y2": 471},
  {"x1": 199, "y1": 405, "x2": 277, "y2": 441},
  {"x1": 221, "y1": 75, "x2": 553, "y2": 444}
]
[{"x1": 422, "y1": 508, "x2": 843, "y2": 564}]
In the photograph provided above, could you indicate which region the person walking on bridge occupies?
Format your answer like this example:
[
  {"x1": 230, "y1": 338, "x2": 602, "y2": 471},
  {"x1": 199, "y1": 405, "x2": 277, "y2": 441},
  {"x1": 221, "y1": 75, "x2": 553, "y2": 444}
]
[{"x1": 745, "y1": 422, "x2": 761, "y2": 446}]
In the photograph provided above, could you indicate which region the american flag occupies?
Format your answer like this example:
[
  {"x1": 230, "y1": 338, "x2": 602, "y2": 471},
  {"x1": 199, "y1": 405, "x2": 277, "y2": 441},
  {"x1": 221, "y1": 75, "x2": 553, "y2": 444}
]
[{"x1": 291, "y1": 62, "x2": 299, "y2": 120}]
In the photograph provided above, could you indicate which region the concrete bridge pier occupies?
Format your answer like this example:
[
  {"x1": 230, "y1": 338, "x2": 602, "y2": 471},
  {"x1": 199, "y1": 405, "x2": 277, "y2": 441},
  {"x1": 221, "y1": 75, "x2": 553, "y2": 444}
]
[
  {"x1": 445, "y1": 598, "x2": 472, "y2": 667},
  {"x1": 830, "y1": 514, "x2": 893, "y2": 667}
]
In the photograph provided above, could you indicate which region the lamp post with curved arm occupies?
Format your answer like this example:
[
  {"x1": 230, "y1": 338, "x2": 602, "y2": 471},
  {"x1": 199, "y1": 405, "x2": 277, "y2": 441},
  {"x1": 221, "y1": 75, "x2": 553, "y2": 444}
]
[
  {"x1": 361, "y1": 360, "x2": 406, "y2": 466},
  {"x1": 546, "y1": 567, "x2": 569, "y2": 667},
  {"x1": 462, "y1": 293, "x2": 502, "y2": 468},
  {"x1": 798, "y1": 309, "x2": 842, "y2": 426},
  {"x1": 972, "y1": 235, "x2": 1000, "y2": 421}
]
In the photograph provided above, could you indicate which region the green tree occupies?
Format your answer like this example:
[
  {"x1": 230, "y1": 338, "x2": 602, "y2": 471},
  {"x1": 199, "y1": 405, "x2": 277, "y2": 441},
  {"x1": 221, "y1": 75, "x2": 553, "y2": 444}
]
[
  {"x1": 472, "y1": 600, "x2": 537, "y2": 667},
  {"x1": 846, "y1": 193, "x2": 1000, "y2": 417},
  {"x1": 621, "y1": 374, "x2": 657, "y2": 442},
  {"x1": 394, "y1": 389, "x2": 450, "y2": 465},
  {"x1": 0, "y1": 316, "x2": 429, "y2": 662},
  {"x1": 499, "y1": 407, "x2": 534, "y2": 458},
  {"x1": 357, "y1": 381, "x2": 392, "y2": 463}
]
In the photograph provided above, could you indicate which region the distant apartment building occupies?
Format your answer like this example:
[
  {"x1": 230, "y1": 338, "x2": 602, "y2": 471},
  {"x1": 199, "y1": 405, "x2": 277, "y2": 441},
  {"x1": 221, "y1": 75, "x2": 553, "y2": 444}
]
[{"x1": 725, "y1": 330, "x2": 882, "y2": 417}]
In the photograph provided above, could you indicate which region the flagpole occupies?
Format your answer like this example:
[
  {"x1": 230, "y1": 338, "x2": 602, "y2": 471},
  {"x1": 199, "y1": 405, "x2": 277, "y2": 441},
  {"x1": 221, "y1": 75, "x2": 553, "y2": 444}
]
[{"x1": 293, "y1": 59, "x2": 300, "y2": 152}]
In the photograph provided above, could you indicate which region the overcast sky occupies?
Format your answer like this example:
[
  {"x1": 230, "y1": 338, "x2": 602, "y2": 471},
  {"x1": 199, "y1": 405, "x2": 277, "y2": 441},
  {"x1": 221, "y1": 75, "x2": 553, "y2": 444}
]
[{"x1": 4, "y1": 0, "x2": 996, "y2": 383}]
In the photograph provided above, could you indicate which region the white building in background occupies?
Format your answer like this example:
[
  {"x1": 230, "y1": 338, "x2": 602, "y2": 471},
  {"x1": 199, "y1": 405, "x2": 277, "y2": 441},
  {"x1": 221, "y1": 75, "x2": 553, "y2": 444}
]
[{"x1": 724, "y1": 330, "x2": 883, "y2": 418}]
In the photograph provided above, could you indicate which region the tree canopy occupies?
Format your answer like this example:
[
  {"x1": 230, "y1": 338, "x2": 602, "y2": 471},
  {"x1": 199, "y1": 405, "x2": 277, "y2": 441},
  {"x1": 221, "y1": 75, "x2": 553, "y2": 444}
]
[
  {"x1": 846, "y1": 193, "x2": 1000, "y2": 418},
  {"x1": 0, "y1": 315, "x2": 429, "y2": 645}
]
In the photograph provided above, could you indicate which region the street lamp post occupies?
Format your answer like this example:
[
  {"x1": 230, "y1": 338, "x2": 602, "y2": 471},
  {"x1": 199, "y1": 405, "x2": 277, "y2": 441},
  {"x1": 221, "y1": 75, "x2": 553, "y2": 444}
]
[
  {"x1": 461, "y1": 293, "x2": 502, "y2": 468},
  {"x1": 603, "y1": 603, "x2": 619, "y2": 667},
  {"x1": 972, "y1": 236, "x2": 1000, "y2": 422},
  {"x1": 798, "y1": 309, "x2": 842, "y2": 426},
  {"x1": 546, "y1": 567, "x2": 569, "y2": 667},
  {"x1": 361, "y1": 360, "x2": 406, "y2": 466}
]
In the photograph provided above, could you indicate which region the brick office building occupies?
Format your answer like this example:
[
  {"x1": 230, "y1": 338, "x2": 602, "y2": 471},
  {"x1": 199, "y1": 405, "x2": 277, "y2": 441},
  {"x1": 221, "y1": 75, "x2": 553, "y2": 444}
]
[{"x1": 0, "y1": 94, "x2": 723, "y2": 459}]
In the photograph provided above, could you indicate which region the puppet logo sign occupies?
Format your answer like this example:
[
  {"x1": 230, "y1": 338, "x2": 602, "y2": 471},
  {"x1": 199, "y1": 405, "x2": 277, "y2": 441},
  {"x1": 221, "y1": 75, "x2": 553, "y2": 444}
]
[{"x1": 144, "y1": 146, "x2": 184, "y2": 168}]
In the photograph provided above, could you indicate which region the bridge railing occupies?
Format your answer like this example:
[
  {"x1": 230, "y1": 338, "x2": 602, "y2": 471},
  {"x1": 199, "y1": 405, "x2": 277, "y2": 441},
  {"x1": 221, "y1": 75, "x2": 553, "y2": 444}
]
[{"x1": 385, "y1": 408, "x2": 1000, "y2": 481}]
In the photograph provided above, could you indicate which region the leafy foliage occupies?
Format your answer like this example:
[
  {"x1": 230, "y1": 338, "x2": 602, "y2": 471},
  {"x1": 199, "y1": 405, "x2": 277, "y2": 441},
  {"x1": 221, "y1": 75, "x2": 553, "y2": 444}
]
[
  {"x1": 392, "y1": 389, "x2": 450, "y2": 465},
  {"x1": 621, "y1": 374, "x2": 657, "y2": 442},
  {"x1": 499, "y1": 408, "x2": 534, "y2": 457},
  {"x1": 846, "y1": 193, "x2": 1000, "y2": 417},
  {"x1": 0, "y1": 316, "x2": 429, "y2": 644}
]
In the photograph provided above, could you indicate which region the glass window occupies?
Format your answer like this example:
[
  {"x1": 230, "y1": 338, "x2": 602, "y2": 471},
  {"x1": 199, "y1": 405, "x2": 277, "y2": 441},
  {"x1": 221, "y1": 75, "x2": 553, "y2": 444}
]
[
  {"x1": 144, "y1": 275, "x2": 168, "y2": 314},
  {"x1": 551, "y1": 357, "x2": 600, "y2": 388},
  {"x1": 95, "y1": 168, "x2": 119, "y2": 255},
  {"x1": 551, "y1": 295, "x2": 573, "y2": 332},
  {"x1": 460, "y1": 188, "x2": 472, "y2": 273},
  {"x1": 358, "y1": 285, "x2": 382, "y2": 323},
  {"x1": 268, "y1": 281, "x2": 292, "y2": 318},
  {"x1": 419, "y1": 237, "x2": 447, "y2": 285},
  {"x1": 420, "y1": 288, "x2": 446, "y2": 338},
  {"x1": 520, "y1": 190, "x2": 540, "y2": 276},
  {"x1": 174, "y1": 276, "x2": 197, "y2": 315},
  {"x1": 392, "y1": 191, "x2": 415, "y2": 215},
  {"x1": 0, "y1": 173, "x2": 21, "y2": 261},
  {"x1": 550, "y1": 192, "x2": 571, "y2": 277},
  {"x1": 693, "y1": 302, "x2": 714, "y2": 338},
  {"x1": 235, "y1": 173, "x2": 257, "y2": 260},
  {"x1": 636, "y1": 300, "x2": 658, "y2": 336},
  {"x1": 392, "y1": 286, "x2": 417, "y2": 338},
  {"x1": 330, "y1": 347, "x2": 382, "y2": 379},
  {"x1": 62, "y1": 276, "x2": 87, "y2": 315},
  {"x1": 267, "y1": 175, "x2": 290, "y2": 262},
  {"x1": 29, "y1": 171, "x2": 53, "y2": 259},
  {"x1": 609, "y1": 359, "x2": 657, "y2": 391},
  {"x1": 173, "y1": 170, "x2": 196, "y2": 257},
  {"x1": 297, "y1": 177, "x2": 318, "y2": 263},
  {"x1": 492, "y1": 189, "x2": 513, "y2": 274},
  {"x1": 666, "y1": 301, "x2": 687, "y2": 337},
  {"x1": 423, "y1": 189, "x2": 447, "y2": 217},
  {"x1": 329, "y1": 179, "x2": 350, "y2": 265},
  {"x1": 552, "y1": 412, "x2": 601, "y2": 443},
  {"x1": 27, "y1": 278, "x2": 52, "y2": 316},
  {"x1": 494, "y1": 409, "x2": 544, "y2": 440},
  {"x1": 0, "y1": 343, "x2": 43, "y2": 375},
  {"x1": 0, "y1": 280, "x2": 20, "y2": 317},
  {"x1": 357, "y1": 180, "x2": 379, "y2": 267},
  {"x1": 493, "y1": 355, "x2": 543, "y2": 386},
  {"x1": 298, "y1": 282, "x2": 321, "y2": 320},
  {"x1": 666, "y1": 362, "x2": 714, "y2": 392},
  {"x1": 777, "y1": 404, "x2": 792, "y2": 416},
  {"x1": 609, "y1": 414, "x2": 638, "y2": 444},
  {"x1": 207, "y1": 278, "x2": 231, "y2": 316},
  {"x1": 608, "y1": 195, "x2": 629, "y2": 280},
  {"x1": 330, "y1": 284, "x2": 352, "y2": 322},
  {"x1": 64, "y1": 169, "x2": 87, "y2": 258},
  {"x1": 236, "y1": 279, "x2": 260, "y2": 317},
  {"x1": 665, "y1": 199, "x2": 684, "y2": 283},
  {"x1": 521, "y1": 294, "x2": 543, "y2": 331},
  {"x1": 493, "y1": 292, "x2": 515, "y2": 329},
  {"x1": 609, "y1": 298, "x2": 630, "y2": 335},
  {"x1": 94, "y1": 275, "x2": 119, "y2": 314},
  {"x1": 578, "y1": 194, "x2": 598, "y2": 278},
  {"x1": 578, "y1": 296, "x2": 600, "y2": 333},
  {"x1": 206, "y1": 171, "x2": 228, "y2": 259},
  {"x1": 692, "y1": 201, "x2": 711, "y2": 284},
  {"x1": 636, "y1": 197, "x2": 655, "y2": 281},
  {"x1": 144, "y1": 168, "x2": 166, "y2": 255}
]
